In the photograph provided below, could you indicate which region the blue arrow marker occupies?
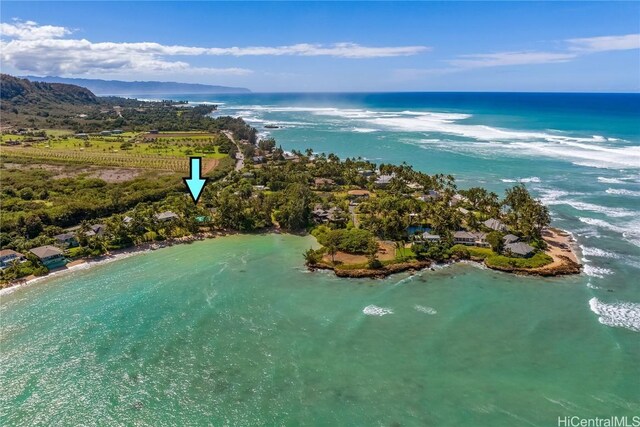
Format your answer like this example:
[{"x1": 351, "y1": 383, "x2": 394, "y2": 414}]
[{"x1": 183, "y1": 157, "x2": 208, "y2": 204}]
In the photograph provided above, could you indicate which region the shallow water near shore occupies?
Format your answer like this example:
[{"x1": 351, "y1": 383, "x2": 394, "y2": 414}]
[
  {"x1": 2, "y1": 92, "x2": 639, "y2": 425},
  {"x1": 2, "y1": 235, "x2": 639, "y2": 425}
]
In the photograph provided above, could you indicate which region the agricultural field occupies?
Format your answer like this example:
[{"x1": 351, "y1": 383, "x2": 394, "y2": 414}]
[{"x1": 1, "y1": 129, "x2": 235, "y2": 172}]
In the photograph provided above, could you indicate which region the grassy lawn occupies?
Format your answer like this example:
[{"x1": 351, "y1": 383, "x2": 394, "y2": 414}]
[
  {"x1": 396, "y1": 246, "x2": 416, "y2": 260},
  {"x1": 485, "y1": 252, "x2": 554, "y2": 269},
  {"x1": 449, "y1": 244, "x2": 495, "y2": 259},
  {"x1": 449, "y1": 244, "x2": 552, "y2": 268}
]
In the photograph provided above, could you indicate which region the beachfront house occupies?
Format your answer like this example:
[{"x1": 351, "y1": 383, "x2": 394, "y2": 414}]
[
  {"x1": 30, "y1": 245, "x2": 67, "y2": 269},
  {"x1": 54, "y1": 232, "x2": 78, "y2": 248},
  {"x1": 418, "y1": 190, "x2": 441, "y2": 202},
  {"x1": 312, "y1": 205, "x2": 347, "y2": 224},
  {"x1": 374, "y1": 174, "x2": 394, "y2": 188},
  {"x1": 473, "y1": 232, "x2": 490, "y2": 247},
  {"x1": 449, "y1": 194, "x2": 468, "y2": 207},
  {"x1": 503, "y1": 234, "x2": 520, "y2": 245},
  {"x1": 357, "y1": 169, "x2": 375, "y2": 178},
  {"x1": 421, "y1": 232, "x2": 441, "y2": 243},
  {"x1": 484, "y1": 218, "x2": 508, "y2": 232},
  {"x1": 453, "y1": 231, "x2": 477, "y2": 245},
  {"x1": 0, "y1": 249, "x2": 26, "y2": 269},
  {"x1": 155, "y1": 211, "x2": 179, "y2": 222},
  {"x1": 453, "y1": 231, "x2": 489, "y2": 247},
  {"x1": 85, "y1": 224, "x2": 107, "y2": 237},
  {"x1": 504, "y1": 242, "x2": 535, "y2": 258}
]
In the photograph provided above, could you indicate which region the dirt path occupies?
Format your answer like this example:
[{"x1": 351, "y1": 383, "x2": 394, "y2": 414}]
[{"x1": 202, "y1": 158, "x2": 220, "y2": 174}]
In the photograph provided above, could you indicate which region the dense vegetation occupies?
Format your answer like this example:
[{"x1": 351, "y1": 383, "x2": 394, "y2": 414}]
[
  {"x1": 0, "y1": 74, "x2": 554, "y2": 284},
  {"x1": 1, "y1": 75, "x2": 258, "y2": 139}
]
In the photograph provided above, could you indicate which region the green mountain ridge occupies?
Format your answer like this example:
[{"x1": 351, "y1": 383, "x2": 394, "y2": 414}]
[{"x1": 1, "y1": 74, "x2": 98, "y2": 105}]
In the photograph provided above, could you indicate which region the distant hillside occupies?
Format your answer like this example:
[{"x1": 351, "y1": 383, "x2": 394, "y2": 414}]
[
  {"x1": 1, "y1": 74, "x2": 98, "y2": 105},
  {"x1": 0, "y1": 74, "x2": 225, "y2": 132},
  {"x1": 23, "y1": 76, "x2": 251, "y2": 95},
  {"x1": 0, "y1": 74, "x2": 102, "y2": 129}
]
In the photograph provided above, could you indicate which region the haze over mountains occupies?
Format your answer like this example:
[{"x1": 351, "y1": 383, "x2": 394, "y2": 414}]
[{"x1": 22, "y1": 76, "x2": 251, "y2": 95}]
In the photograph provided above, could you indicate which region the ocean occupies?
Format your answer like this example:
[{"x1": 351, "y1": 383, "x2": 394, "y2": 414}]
[{"x1": 2, "y1": 92, "x2": 639, "y2": 426}]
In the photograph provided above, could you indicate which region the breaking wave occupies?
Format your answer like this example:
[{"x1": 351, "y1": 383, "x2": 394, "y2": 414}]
[
  {"x1": 579, "y1": 246, "x2": 619, "y2": 259},
  {"x1": 414, "y1": 305, "x2": 437, "y2": 315},
  {"x1": 501, "y1": 177, "x2": 541, "y2": 183},
  {"x1": 363, "y1": 305, "x2": 394, "y2": 316},
  {"x1": 605, "y1": 188, "x2": 640, "y2": 197},
  {"x1": 578, "y1": 217, "x2": 640, "y2": 247},
  {"x1": 583, "y1": 265, "x2": 613, "y2": 278},
  {"x1": 225, "y1": 104, "x2": 639, "y2": 170},
  {"x1": 589, "y1": 298, "x2": 640, "y2": 333}
]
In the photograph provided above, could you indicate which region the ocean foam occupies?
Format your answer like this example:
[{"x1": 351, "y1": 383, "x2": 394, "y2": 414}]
[
  {"x1": 351, "y1": 127, "x2": 379, "y2": 133},
  {"x1": 414, "y1": 305, "x2": 437, "y2": 315},
  {"x1": 579, "y1": 245, "x2": 619, "y2": 259},
  {"x1": 598, "y1": 175, "x2": 640, "y2": 184},
  {"x1": 598, "y1": 177, "x2": 626, "y2": 184},
  {"x1": 363, "y1": 305, "x2": 394, "y2": 316},
  {"x1": 501, "y1": 177, "x2": 541, "y2": 183},
  {"x1": 537, "y1": 188, "x2": 636, "y2": 217},
  {"x1": 578, "y1": 217, "x2": 640, "y2": 247},
  {"x1": 226, "y1": 104, "x2": 640, "y2": 169},
  {"x1": 606, "y1": 188, "x2": 640, "y2": 197},
  {"x1": 589, "y1": 297, "x2": 640, "y2": 333},
  {"x1": 583, "y1": 265, "x2": 613, "y2": 278},
  {"x1": 560, "y1": 200, "x2": 636, "y2": 218}
]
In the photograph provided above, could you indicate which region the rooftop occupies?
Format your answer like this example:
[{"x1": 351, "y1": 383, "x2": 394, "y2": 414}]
[
  {"x1": 30, "y1": 245, "x2": 63, "y2": 259},
  {"x1": 0, "y1": 249, "x2": 24, "y2": 258},
  {"x1": 484, "y1": 218, "x2": 507, "y2": 231},
  {"x1": 505, "y1": 242, "x2": 535, "y2": 256}
]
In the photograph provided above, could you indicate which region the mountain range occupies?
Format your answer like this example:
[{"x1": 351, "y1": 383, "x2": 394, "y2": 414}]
[{"x1": 21, "y1": 76, "x2": 251, "y2": 95}]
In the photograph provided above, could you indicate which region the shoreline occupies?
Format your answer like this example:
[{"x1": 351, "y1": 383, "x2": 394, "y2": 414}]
[
  {"x1": 0, "y1": 233, "x2": 224, "y2": 294},
  {"x1": 1, "y1": 226, "x2": 582, "y2": 294},
  {"x1": 306, "y1": 227, "x2": 582, "y2": 279}
]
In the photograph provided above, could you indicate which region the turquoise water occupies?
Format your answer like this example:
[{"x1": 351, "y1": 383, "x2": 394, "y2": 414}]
[{"x1": 2, "y1": 93, "x2": 639, "y2": 425}]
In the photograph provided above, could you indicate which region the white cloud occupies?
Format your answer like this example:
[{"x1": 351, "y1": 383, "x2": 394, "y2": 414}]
[
  {"x1": 204, "y1": 43, "x2": 428, "y2": 58},
  {"x1": 448, "y1": 51, "x2": 577, "y2": 69},
  {"x1": 0, "y1": 20, "x2": 429, "y2": 77},
  {"x1": 567, "y1": 33, "x2": 640, "y2": 52},
  {"x1": 0, "y1": 20, "x2": 71, "y2": 40},
  {"x1": 442, "y1": 33, "x2": 640, "y2": 71},
  {"x1": 0, "y1": 38, "x2": 252, "y2": 76}
]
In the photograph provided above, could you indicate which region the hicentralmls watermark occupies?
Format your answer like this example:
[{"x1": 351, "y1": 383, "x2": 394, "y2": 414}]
[{"x1": 557, "y1": 416, "x2": 640, "y2": 427}]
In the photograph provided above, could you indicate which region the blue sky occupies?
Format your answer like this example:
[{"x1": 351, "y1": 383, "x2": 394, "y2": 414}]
[{"x1": 1, "y1": 2, "x2": 639, "y2": 92}]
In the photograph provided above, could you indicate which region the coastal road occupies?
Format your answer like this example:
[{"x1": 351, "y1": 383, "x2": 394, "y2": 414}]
[{"x1": 223, "y1": 131, "x2": 244, "y2": 171}]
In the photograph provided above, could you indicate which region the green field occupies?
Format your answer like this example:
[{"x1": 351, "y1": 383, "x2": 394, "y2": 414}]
[{"x1": 1, "y1": 130, "x2": 231, "y2": 171}]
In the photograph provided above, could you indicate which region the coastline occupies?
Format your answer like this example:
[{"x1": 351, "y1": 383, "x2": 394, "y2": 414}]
[
  {"x1": 306, "y1": 226, "x2": 582, "y2": 279},
  {"x1": 2, "y1": 226, "x2": 582, "y2": 294},
  {"x1": 0, "y1": 233, "x2": 222, "y2": 294}
]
